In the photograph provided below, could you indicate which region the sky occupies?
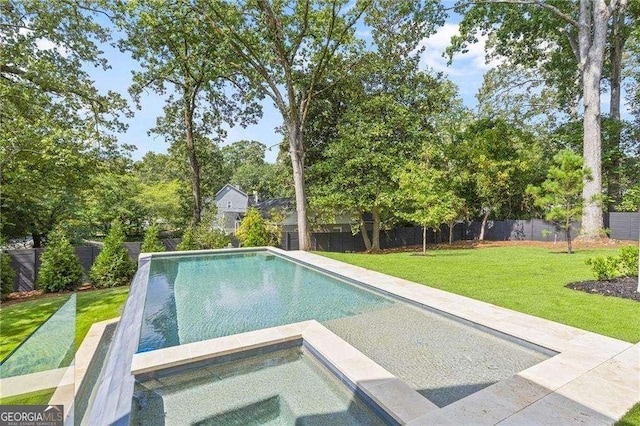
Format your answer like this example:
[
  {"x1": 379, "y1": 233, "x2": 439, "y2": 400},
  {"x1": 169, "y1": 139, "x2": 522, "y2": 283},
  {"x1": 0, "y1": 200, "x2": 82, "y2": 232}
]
[{"x1": 86, "y1": 12, "x2": 510, "y2": 163}]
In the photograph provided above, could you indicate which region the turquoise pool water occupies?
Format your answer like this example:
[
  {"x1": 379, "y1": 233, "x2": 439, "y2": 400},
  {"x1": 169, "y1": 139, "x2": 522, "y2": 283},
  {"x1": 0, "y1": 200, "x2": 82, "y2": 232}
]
[
  {"x1": 131, "y1": 346, "x2": 387, "y2": 425},
  {"x1": 138, "y1": 250, "x2": 551, "y2": 407},
  {"x1": 139, "y1": 252, "x2": 393, "y2": 352}
]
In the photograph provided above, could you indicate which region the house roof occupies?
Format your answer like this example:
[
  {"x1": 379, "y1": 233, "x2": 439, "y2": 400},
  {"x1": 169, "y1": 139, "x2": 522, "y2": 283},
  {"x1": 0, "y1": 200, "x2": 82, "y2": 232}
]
[
  {"x1": 214, "y1": 184, "x2": 247, "y2": 199},
  {"x1": 253, "y1": 198, "x2": 294, "y2": 211}
]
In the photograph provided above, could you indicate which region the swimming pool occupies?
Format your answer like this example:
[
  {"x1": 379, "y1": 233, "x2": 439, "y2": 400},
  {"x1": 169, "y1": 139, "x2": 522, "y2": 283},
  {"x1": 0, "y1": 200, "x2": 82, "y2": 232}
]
[{"x1": 138, "y1": 250, "x2": 551, "y2": 407}]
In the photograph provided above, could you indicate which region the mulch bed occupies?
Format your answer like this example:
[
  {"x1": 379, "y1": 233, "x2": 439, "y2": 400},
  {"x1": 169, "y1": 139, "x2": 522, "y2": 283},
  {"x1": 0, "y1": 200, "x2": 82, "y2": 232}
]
[
  {"x1": 1, "y1": 283, "x2": 94, "y2": 307},
  {"x1": 566, "y1": 276, "x2": 640, "y2": 302}
]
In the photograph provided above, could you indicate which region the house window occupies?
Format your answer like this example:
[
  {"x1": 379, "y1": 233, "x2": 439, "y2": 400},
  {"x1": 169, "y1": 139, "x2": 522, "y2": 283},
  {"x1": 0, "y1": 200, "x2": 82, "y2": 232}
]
[{"x1": 227, "y1": 201, "x2": 232, "y2": 209}]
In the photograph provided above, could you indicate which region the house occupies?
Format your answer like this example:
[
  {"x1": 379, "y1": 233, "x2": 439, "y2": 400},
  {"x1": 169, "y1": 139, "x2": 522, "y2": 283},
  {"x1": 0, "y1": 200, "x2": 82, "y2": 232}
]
[{"x1": 214, "y1": 184, "x2": 250, "y2": 233}]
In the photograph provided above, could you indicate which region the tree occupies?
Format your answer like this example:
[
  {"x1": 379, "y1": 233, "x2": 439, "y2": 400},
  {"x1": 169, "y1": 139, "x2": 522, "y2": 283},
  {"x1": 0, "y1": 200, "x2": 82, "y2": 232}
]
[
  {"x1": 236, "y1": 207, "x2": 269, "y2": 247},
  {"x1": 1, "y1": 249, "x2": 16, "y2": 300},
  {"x1": 456, "y1": 119, "x2": 540, "y2": 240},
  {"x1": 452, "y1": 0, "x2": 629, "y2": 238},
  {"x1": 396, "y1": 162, "x2": 464, "y2": 254},
  {"x1": 526, "y1": 150, "x2": 591, "y2": 254},
  {"x1": 1, "y1": 1, "x2": 129, "y2": 245},
  {"x1": 37, "y1": 228, "x2": 84, "y2": 292},
  {"x1": 89, "y1": 219, "x2": 136, "y2": 288},
  {"x1": 116, "y1": 0, "x2": 258, "y2": 225},
  {"x1": 191, "y1": 0, "x2": 444, "y2": 250},
  {"x1": 141, "y1": 225, "x2": 165, "y2": 253}
]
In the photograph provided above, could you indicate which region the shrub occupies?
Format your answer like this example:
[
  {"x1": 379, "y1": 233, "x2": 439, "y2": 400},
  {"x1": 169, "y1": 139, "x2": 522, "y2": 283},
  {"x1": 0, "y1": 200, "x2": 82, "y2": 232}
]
[
  {"x1": 586, "y1": 245, "x2": 639, "y2": 281},
  {"x1": 586, "y1": 256, "x2": 620, "y2": 281},
  {"x1": 1, "y1": 250, "x2": 16, "y2": 300},
  {"x1": 37, "y1": 228, "x2": 84, "y2": 292},
  {"x1": 197, "y1": 227, "x2": 230, "y2": 249},
  {"x1": 237, "y1": 207, "x2": 269, "y2": 247},
  {"x1": 90, "y1": 219, "x2": 136, "y2": 288},
  {"x1": 176, "y1": 227, "x2": 198, "y2": 251},
  {"x1": 618, "y1": 245, "x2": 639, "y2": 277},
  {"x1": 141, "y1": 225, "x2": 165, "y2": 253}
]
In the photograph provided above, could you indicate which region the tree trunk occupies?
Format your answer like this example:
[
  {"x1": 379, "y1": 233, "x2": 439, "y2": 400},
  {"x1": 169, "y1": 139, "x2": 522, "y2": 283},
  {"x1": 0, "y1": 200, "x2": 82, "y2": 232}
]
[
  {"x1": 566, "y1": 228, "x2": 573, "y2": 254},
  {"x1": 184, "y1": 94, "x2": 201, "y2": 226},
  {"x1": 479, "y1": 209, "x2": 491, "y2": 241},
  {"x1": 287, "y1": 122, "x2": 310, "y2": 251},
  {"x1": 32, "y1": 232, "x2": 42, "y2": 248},
  {"x1": 371, "y1": 208, "x2": 381, "y2": 251},
  {"x1": 448, "y1": 221, "x2": 454, "y2": 245},
  {"x1": 579, "y1": 0, "x2": 609, "y2": 238},
  {"x1": 422, "y1": 225, "x2": 427, "y2": 255},
  {"x1": 359, "y1": 215, "x2": 372, "y2": 251}
]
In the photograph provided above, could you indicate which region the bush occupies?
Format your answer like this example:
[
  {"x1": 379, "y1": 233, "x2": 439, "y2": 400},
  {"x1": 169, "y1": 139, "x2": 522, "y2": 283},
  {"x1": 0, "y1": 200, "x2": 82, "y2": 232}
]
[
  {"x1": 237, "y1": 207, "x2": 269, "y2": 247},
  {"x1": 37, "y1": 228, "x2": 84, "y2": 292},
  {"x1": 90, "y1": 219, "x2": 136, "y2": 288},
  {"x1": 176, "y1": 227, "x2": 198, "y2": 251},
  {"x1": 141, "y1": 225, "x2": 165, "y2": 253},
  {"x1": 587, "y1": 245, "x2": 639, "y2": 281},
  {"x1": 586, "y1": 256, "x2": 620, "y2": 281},
  {"x1": 618, "y1": 245, "x2": 639, "y2": 277},
  {"x1": 1, "y1": 250, "x2": 16, "y2": 300}
]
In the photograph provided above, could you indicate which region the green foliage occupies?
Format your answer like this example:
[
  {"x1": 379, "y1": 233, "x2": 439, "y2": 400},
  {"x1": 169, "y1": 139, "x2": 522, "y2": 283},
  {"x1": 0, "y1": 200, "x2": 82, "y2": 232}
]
[
  {"x1": 237, "y1": 208, "x2": 269, "y2": 247},
  {"x1": 37, "y1": 228, "x2": 84, "y2": 293},
  {"x1": 618, "y1": 246, "x2": 639, "y2": 277},
  {"x1": 141, "y1": 225, "x2": 165, "y2": 253},
  {"x1": 177, "y1": 210, "x2": 230, "y2": 250},
  {"x1": 587, "y1": 246, "x2": 639, "y2": 280},
  {"x1": 618, "y1": 186, "x2": 640, "y2": 212},
  {"x1": 586, "y1": 256, "x2": 621, "y2": 281},
  {"x1": 176, "y1": 227, "x2": 198, "y2": 251},
  {"x1": 1, "y1": 250, "x2": 16, "y2": 300},
  {"x1": 89, "y1": 219, "x2": 136, "y2": 288},
  {"x1": 526, "y1": 150, "x2": 591, "y2": 254}
]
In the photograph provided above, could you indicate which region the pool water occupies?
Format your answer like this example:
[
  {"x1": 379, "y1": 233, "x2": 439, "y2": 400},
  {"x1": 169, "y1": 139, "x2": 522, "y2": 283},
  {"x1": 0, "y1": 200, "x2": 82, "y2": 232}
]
[
  {"x1": 131, "y1": 346, "x2": 387, "y2": 425},
  {"x1": 139, "y1": 251, "x2": 551, "y2": 407},
  {"x1": 139, "y1": 252, "x2": 393, "y2": 352}
]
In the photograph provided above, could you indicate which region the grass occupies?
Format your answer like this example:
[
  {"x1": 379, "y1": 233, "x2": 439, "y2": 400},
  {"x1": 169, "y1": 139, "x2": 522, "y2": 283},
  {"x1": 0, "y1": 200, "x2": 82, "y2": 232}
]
[
  {"x1": 0, "y1": 388, "x2": 56, "y2": 406},
  {"x1": 617, "y1": 402, "x2": 640, "y2": 426},
  {"x1": 320, "y1": 245, "x2": 640, "y2": 343},
  {"x1": 0, "y1": 286, "x2": 129, "y2": 362}
]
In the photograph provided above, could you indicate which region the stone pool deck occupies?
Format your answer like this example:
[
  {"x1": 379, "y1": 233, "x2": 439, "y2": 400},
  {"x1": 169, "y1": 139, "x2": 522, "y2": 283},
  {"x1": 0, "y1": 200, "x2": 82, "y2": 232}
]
[
  {"x1": 280, "y1": 249, "x2": 640, "y2": 425},
  {"x1": 88, "y1": 247, "x2": 639, "y2": 425}
]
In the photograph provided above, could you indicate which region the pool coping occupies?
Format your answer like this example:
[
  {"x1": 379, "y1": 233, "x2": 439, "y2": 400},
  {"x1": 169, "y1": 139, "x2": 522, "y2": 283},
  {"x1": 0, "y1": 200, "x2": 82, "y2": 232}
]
[
  {"x1": 88, "y1": 247, "x2": 640, "y2": 425},
  {"x1": 131, "y1": 320, "x2": 438, "y2": 424}
]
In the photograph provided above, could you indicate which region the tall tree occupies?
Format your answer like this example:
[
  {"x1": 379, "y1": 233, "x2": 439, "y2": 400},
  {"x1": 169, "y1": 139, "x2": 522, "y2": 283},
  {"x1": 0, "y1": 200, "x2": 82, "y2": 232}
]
[
  {"x1": 452, "y1": 0, "x2": 628, "y2": 238},
  {"x1": 117, "y1": 0, "x2": 259, "y2": 225},
  {"x1": 191, "y1": 0, "x2": 443, "y2": 250},
  {"x1": 526, "y1": 150, "x2": 591, "y2": 254},
  {"x1": 1, "y1": 0, "x2": 128, "y2": 245}
]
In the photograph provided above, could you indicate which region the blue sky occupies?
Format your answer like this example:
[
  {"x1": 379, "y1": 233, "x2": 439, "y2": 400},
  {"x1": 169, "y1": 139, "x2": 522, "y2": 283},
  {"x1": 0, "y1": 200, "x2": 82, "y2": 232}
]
[{"x1": 88, "y1": 16, "x2": 501, "y2": 163}]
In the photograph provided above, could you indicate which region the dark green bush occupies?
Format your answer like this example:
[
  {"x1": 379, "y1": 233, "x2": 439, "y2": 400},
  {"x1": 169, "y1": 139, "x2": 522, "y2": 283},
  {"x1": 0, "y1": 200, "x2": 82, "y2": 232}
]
[
  {"x1": 37, "y1": 228, "x2": 84, "y2": 292},
  {"x1": 1, "y1": 250, "x2": 16, "y2": 300},
  {"x1": 90, "y1": 219, "x2": 136, "y2": 288},
  {"x1": 141, "y1": 225, "x2": 165, "y2": 253}
]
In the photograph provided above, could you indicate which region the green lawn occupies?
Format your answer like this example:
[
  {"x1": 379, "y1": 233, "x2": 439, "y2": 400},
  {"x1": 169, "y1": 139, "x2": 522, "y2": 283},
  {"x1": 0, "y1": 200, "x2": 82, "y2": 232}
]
[
  {"x1": 0, "y1": 388, "x2": 57, "y2": 406},
  {"x1": 321, "y1": 245, "x2": 640, "y2": 343},
  {"x1": 0, "y1": 287, "x2": 129, "y2": 362},
  {"x1": 618, "y1": 402, "x2": 640, "y2": 426}
]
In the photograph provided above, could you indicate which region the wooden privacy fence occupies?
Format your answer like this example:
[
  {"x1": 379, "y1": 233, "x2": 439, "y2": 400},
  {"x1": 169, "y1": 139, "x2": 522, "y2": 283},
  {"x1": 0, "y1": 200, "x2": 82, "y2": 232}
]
[{"x1": 5, "y1": 239, "x2": 180, "y2": 293}]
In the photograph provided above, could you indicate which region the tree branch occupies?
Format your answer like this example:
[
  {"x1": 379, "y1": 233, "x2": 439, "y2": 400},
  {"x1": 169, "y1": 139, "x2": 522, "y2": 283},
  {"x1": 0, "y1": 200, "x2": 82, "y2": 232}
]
[{"x1": 454, "y1": 0, "x2": 579, "y2": 28}]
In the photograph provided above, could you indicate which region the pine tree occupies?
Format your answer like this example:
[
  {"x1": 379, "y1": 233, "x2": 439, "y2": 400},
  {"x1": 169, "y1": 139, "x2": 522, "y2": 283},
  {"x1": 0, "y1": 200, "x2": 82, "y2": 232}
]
[
  {"x1": 90, "y1": 219, "x2": 136, "y2": 288},
  {"x1": 176, "y1": 226, "x2": 198, "y2": 251},
  {"x1": 526, "y1": 150, "x2": 592, "y2": 254},
  {"x1": 141, "y1": 225, "x2": 165, "y2": 253},
  {"x1": 37, "y1": 228, "x2": 84, "y2": 292}
]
